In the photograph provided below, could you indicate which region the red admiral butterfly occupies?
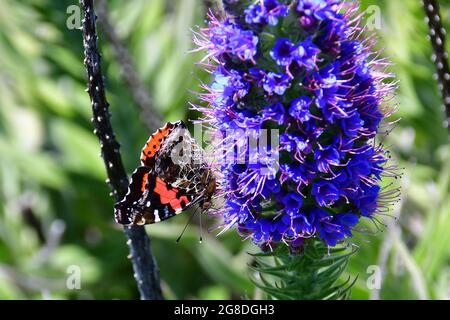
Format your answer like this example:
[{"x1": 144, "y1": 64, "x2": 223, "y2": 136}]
[{"x1": 114, "y1": 121, "x2": 217, "y2": 225}]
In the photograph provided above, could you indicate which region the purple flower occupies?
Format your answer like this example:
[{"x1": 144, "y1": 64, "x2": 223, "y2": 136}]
[
  {"x1": 263, "y1": 72, "x2": 291, "y2": 95},
  {"x1": 282, "y1": 192, "x2": 304, "y2": 213},
  {"x1": 207, "y1": 21, "x2": 259, "y2": 61},
  {"x1": 270, "y1": 38, "x2": 296, "y2": 67},
  {"x1": 294, "y1": 39, "x2": 320, "y2": 70},
  {"x1": 311, "y1": 210, "x2": 359, "y2": 246},
  {"x1": 289, "y1": 96, "x2": 312, "y2": 122},
  {"x1": 263, "y1": 102, "x2": 286, "y2": 123},
  {"x1": 355, "y1": 184, "x2": 380, "y2": 217},
  {"x1": 314, "y1": 144, "x2": 341, "y2": 173},
  {"x1": 195, "y1": 0, "x2": 398, "y2": 249},
  {"x1": 312, "y1": 181, "x2": 340, "y2": 207},
  {"x1": 245, "y1": 0, "x2": 289, "y2": 26},
  {"x1": 245, "y1": 4, "x2": 265, "y2": 25},
  {"x1": 281, "y1": 163, "x2": 313, "y2": 186},
  {"x1": 211, "y1": 69, "x2": 249, "y2": 108},
  {"x1": 341, "y1": 112, "x2": 364, "y2": 137},
  {"x1": 296, "y1": 0, "x2": 340, "y2": 22}
]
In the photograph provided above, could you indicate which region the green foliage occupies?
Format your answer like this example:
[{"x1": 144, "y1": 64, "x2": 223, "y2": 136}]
[
  {"x1": 0, "y1": 0, "x2": 448, "y2": 300},
  {"x1": 251, "y1": 241, "x2": 357, "y2": 300}
]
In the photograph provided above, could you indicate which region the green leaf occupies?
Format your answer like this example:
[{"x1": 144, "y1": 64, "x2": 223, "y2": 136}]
[{"x1": 250, "y1": 240, "x2": 357, "y2": 300}]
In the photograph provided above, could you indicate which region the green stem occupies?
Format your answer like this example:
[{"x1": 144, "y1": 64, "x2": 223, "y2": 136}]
[{"x1": 251, "y1": 240, "x2": 357, "y2": 300}]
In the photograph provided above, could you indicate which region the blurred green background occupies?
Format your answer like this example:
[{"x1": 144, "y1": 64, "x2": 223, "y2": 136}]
[{"x1": 0, "y1": 0, "x2": 449, "y2": 300}]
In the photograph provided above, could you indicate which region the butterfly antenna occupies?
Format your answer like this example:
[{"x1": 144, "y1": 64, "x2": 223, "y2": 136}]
[
  {"x1": 176, "y1": 207, "x2": 200, "y2": 244},
  {"x1": 199, "y1": 209, "x2": 204, "y2": 244}
]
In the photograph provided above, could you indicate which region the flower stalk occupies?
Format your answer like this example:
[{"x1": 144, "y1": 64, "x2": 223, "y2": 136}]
[
  {"x1": 251, "y1": 240, "x2": 357, "y2": 300},
  {"x1": 79, "y1": 0, "x2": 163, "y2": 300},
  {"x1": 194, "y1": 0, "x2": 398, "y2": 299}
]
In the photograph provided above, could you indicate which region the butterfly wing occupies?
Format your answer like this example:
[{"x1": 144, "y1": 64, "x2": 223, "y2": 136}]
[
  {"x1": 114, "y1": 166, "x2": 152, "y2": 225},
  {"x1": 140, "y1": 120, "x2": 186, "y2": 169},
  {"x1": 115, "y1": 120, "x2": 211, "y2": 225},
  {"x1": 114, "y1": 167, "x2": 199, "y2": 225}
]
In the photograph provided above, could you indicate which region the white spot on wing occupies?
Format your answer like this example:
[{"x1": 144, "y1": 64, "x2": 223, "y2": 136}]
[{"x1": 154, "y1": 209, "x2": 161, "y2": 222}]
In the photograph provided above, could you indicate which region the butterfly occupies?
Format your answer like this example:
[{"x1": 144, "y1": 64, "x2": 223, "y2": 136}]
[{"x1": 114, "y1": 121, "x2": 217, "y2": 225}]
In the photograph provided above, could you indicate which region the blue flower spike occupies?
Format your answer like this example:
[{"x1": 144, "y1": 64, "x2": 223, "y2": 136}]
[{"x1": 193, "y1": 0, "x2": 399, "y2": 250}]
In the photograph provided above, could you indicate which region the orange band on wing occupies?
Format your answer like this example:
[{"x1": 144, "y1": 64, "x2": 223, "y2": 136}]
[
  {"x1": 154, "y1": 177, "x2": 189, "y2": 212},
  {"x1": 141, "y1": 172, "x2": 149, "y2": 192},
  {"x1": 140, "y1": 125, "x2": 172, "y2": 164}
]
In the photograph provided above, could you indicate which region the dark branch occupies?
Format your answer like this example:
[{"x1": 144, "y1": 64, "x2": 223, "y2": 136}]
[
  {"x1": 95, "y1": 0, "x2": 162, "y2": 130},
  {"x1": 422, "y1": 0, "x2": 450, "y2": 134},
  {"x1": 79, "y1": 0, "x2": 163, "y2": 300}
]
